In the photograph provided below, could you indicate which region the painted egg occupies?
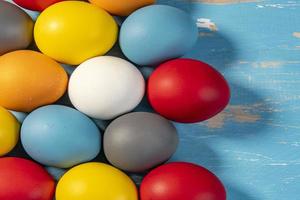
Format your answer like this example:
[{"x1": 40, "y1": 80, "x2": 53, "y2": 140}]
[
  {"x1": 104, "y1": 112, "x2": 178, "y2": 172},
  {"x1": 46, "y1": 166, "x2": 66, "y2": 181},
  {"x1": 34, "y1": 1, "x2": 118, "y2": 65},
  {"x1": 13, "y1": 0, "x2": 64, "y2": 11},
  {"x1": 0, "y1": 50, "x2": 68, "y2": 112},
  {"x1": 0, "y1": 107, "x2": 20, "y2": 156},
  {"x1": 120, "y1": 5, "x2": 198, "y2": 66},
  {"x1": 68, "y1": 56, "x2": 145, "y2": 120},
  {"x1": 148, "y1": 58, "x2": 230, "y2": 123},
  {"x1": 21, "y1": 105, "x2": 101, "y2": 168},
  {"x1": 88, "y1": 0, "x2": 155, "y2": 16},
  {"x1": 0, "y1": 1, "x2": 33, "y2": 55},
  {"x1": 140, "y1": 162, "x2": 226, "y2": 200},
  {"x1": 9, "y1": 110, "x2": 28, "y2": 123},
  {"x1": 0, "y1": 157, "x2": 55, "y2": 200},
  {"x1": 56, "y1": 162, "x2": 138, "y2": 200}
]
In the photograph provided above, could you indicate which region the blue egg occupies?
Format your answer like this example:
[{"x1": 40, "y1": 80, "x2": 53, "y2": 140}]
[
  {"x1": 120, "y1": 5, "x2": 198, "y2": 66},
  {"x1": 9, "y1": 110, "x2": 27, "y2": 123},
  {"x1": 46, "y1": 166, "x2": 66, "y2": 181},
  {"x1": 21, "y1": 105, "x2": 101, "y2": 168},
  {"x1": 92, "y1": 118, "x2": 110, "y2": 132}
]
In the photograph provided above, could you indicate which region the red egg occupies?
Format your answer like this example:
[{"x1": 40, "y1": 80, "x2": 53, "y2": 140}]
[
  {"x1": 140, "y1": 162, "x2": 226, "y2": 200},
  {"x1": 13, "y1": 0, "x2": 63, "y2": 11},
  {"x1": 147, "y1": 58, "x2": 230, "y2": 123},
  {"x1": 0, "y1": 157, "x2": 55, "y2": 200}
]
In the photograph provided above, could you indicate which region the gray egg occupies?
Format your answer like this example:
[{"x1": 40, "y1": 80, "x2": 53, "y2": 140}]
[
  {"x1": 0, "y1": 1, "x2": 33, "y2": 55},
  {"x1": 104, "y1": 112, "x2": 179, "y2": 172}
]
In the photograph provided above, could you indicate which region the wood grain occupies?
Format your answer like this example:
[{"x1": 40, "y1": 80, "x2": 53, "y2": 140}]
[{"x1": 158, "y1": 0, "x2": 300, "y2": 199}]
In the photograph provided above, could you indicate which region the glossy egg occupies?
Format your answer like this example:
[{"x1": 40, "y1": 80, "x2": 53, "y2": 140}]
[
  {"x1": 68, "y1": 56, "x2": 145, "y2": 120},
  {"x1": 34, "y1": 1, "x2": 118, "y2": 65},
  {"x1": 21, "y1": 105, "x2": 101, "y2": 168},
  {"x1": 0, "y1": 157, "x2": 55, "y2": 200},
  {"x1": 56, "y1": 162, "x2": 138, "y2": 200},
  {"x1": 0, "y1": 50, "x2": 68, "y2": 112},
  {"x1": 120, "y1": 5, "x2": 198, "y2": 66},
  {"x1": 140, "y1": 162, "x2": 226, "y2": 200},
  {"x1": 0, "y1": 1, "x2": 33, "y2": 55},
  {"x1": 104, "y1": 112, "x2": 178, "y2": 172},
  {"x1": 0, "y1": 107, "x2": 20, "y2": 156},
  {"x1": 88, "y1": 0, "x2": 155, "y2": 16},
  {"x1": 13, "y1": 0, "x2": 64, "y2": 11},
  {"x1": 148, "y1": 58, "x2": 230, "y2": 123}
]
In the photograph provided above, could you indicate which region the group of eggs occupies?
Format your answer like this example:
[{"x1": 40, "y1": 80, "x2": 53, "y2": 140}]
[{"x1": 0, "y1": 0, "x2": 230, "y2": 200}]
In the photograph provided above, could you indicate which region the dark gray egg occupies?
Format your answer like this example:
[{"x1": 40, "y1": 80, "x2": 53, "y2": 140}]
[
  {"x1": 104, "y1": 112, "x2": 179, "y2": 173},
  {"x1": 0, "y1": 1, "x2": 33, "y2": 55}
]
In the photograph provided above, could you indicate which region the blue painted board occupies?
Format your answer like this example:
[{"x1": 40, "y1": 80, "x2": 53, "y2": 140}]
[{"x1": 157, "y1": 0, "x2": 300, "y2": 199}]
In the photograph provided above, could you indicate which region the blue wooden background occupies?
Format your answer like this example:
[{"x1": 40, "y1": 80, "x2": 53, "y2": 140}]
[
  {"x1": 160, "y1": 0, "x2": 300, "y2": 199},
  {"x1": 5, "y1": 0, "x2": 300, "y2": 199}
]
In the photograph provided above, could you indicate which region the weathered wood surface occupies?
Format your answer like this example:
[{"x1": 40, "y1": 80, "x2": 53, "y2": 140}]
[{"x1": 158, "y1": 0, "x2": 300, "y2": 199}]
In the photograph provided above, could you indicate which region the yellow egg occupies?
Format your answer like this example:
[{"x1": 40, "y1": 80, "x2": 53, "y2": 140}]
[
  {"x1": 34, "y1": 1, "x2": 118, "y2": 65},
  {"x1": 56, "y1": 162, "x2": 138, "y2": 200},
  {"x1": 0, "y1": 107, "x2": 20, "y2": 156}
]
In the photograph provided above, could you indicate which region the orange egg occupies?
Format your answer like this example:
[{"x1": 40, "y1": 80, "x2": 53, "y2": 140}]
[
  {"x1": 88, "y1": 0, "x2": 155, "y2": 16},
  {"x1": 0, "y1": 50, "x2": 68, "y2": 112}
]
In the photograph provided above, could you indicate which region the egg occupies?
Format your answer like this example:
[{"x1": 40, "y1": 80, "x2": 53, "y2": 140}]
[
  {"x1": 0, "y1": 157, "x2": 55, "y2": 200},
  {"x1": 46, "y1": 166, "x2": 67, "y2": 181},
  {"x1": 140, "y1": 162, "x2": 226, "y2": 200},
  {"x1": 104, "y1": 112, "x2": 178, "y2": 172},
  {"x1": 68, "y1": 56, "x2": 145, "y2": 120},
  {"x1": 148, "y1": 58, "x2": 231, "y2": 123},
  {"x1": 21, "y1": 105, "x2": 101, "y2": 168},
  {"x1": 0, "y1": 1, "x2": 33, "y2": 55},
  {"x1": 120, "y1": 5, "x2": 198, "y2": 66},
  {"x1": 56, "y1": 162, "x2": 138, "y2": 200},
  {"x1": 9, "y1": 110, "x2": 28, "y2": 123},
  {"x1": 0, "y1": 50, "x2": 68, "y2": 112},
  {"x1": 88, "y1": 0, "x2": 155, "y2": 16},
  {"x1": 34, "y1": 1, "x2": 118, "y2": 65},
  {"x1": 6, "y1": 0, "x2": 40, "y2": 20},
  {"x1": 0, "y1": 107, "x2": 20, "y2": 156},
  {"x1": 13, "y1": 0, "x2": 64, "y2": 11}
]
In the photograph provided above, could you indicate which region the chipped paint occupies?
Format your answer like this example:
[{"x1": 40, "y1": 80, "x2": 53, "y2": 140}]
[
  {"x1": 293, "y1": 32, "x2": 300, "y2": 39},
  {"x1": 223, "y1": 150, "x2": 300, "y2": 166},
  {"x1": 199, "y1": 32, "x2": 215, "y2": 37},
  {"x1": 239, "y1": 60, "x2": 300, "y2": 68},
  {"x1": 205, "y1": 112, "x2": 227, "y2": 128},
  {"x1": 253, "y1": 61, "x2": 283, "y2": 68},
  {"x1": 197, "y1": 18, "x2": 218, "y2": 31},
  {"x1": 203, "y1": 105, "x2": 261, "y2": 129},
  {"x1": 194, "y1": 0, "x2": 259, "y2": 4},
  {"x1": 256, "y1": 2, "x2": 300, "y2": 9},
  {"x1": 257, "y1": 4, "x2": 284, "y2": 8},
  {"x1": 231, "y1": 106, "x2": 261, "y2": 123}
]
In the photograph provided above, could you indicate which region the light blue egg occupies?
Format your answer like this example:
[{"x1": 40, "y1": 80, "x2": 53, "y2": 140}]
[
  {"x1": 61, "y1": 64, "x2": 75, "y2": 75},
  {"x1": 9, "y1": 110, "x2": 27, "y2": 123},
  {"x1": 92, "y1": 118, "x2": 110, "y2": 132},
  {"x1": 21, "y1": 105, "x2": 101, "y2": 168},
  {"x1": 46, "y1": 166, "x2": 66, "y2": 181},
  {"x1": 120, "y1": 5, "x2": 198, "y2": 66}
]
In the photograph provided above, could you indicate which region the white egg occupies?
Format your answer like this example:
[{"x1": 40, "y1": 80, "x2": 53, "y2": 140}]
[{"x1": 68, "y1": 56, "x2": 145, "y2": 120}]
